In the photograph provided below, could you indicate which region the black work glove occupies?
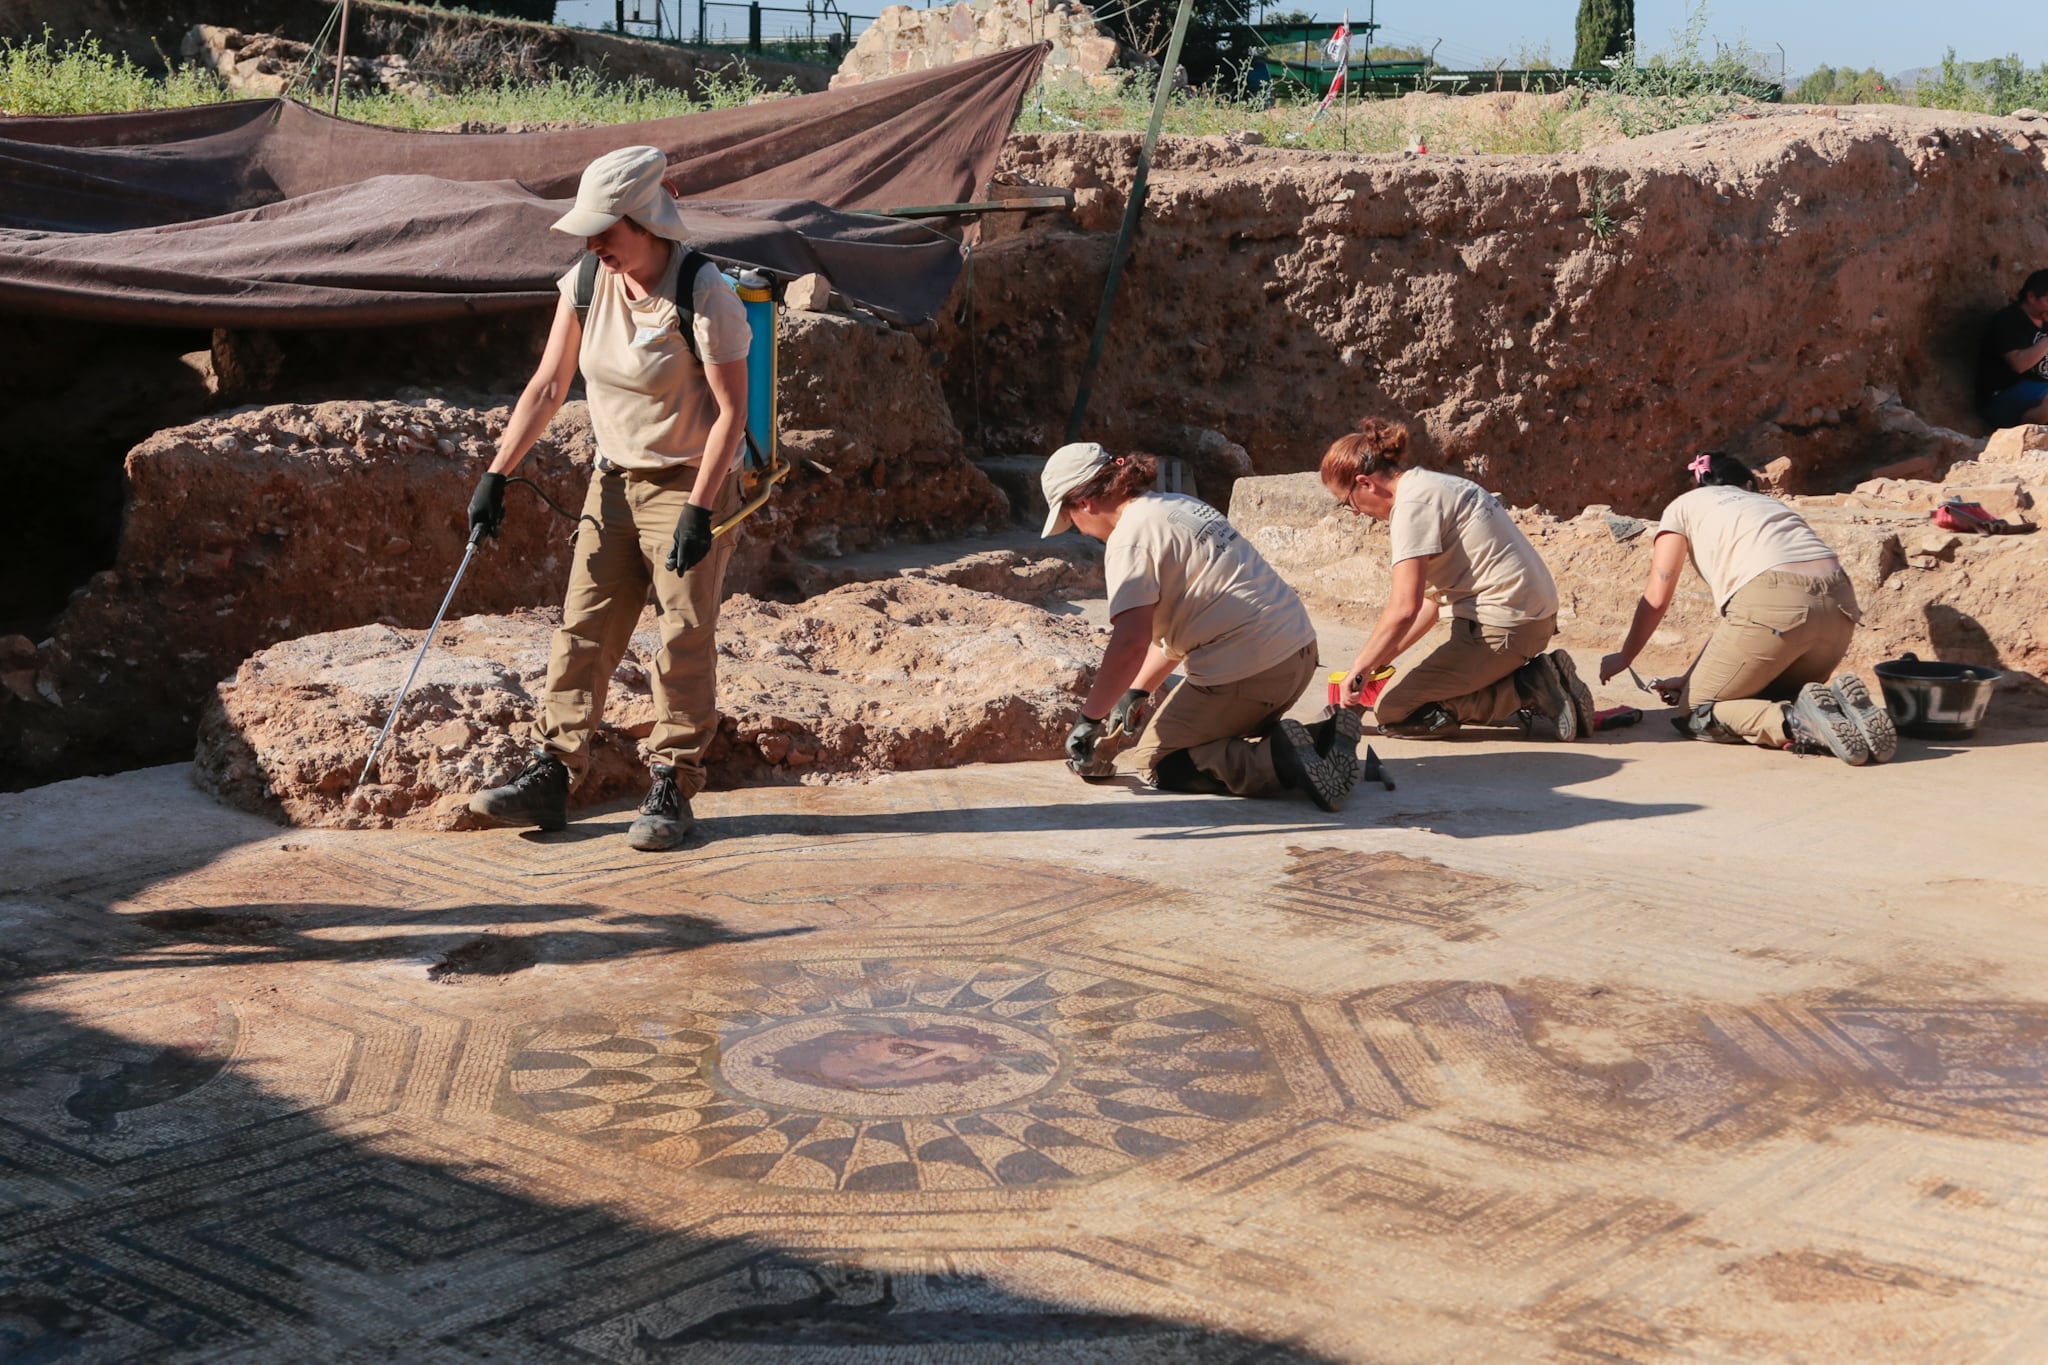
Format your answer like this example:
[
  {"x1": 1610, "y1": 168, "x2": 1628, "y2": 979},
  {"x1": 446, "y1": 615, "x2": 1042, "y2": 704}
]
[
  {"x1": 1106, "y1": 687, "x2": 1150, "y2": 736},
  {"x1": 467, "y1": 471, "x2": 506, "y2": 540},
  {"x1": 1065, "y1": 713, "x2": 1106, "y2": 764},
  {"x1": 667, "y1": 503, "x2": 715, "y2": 573}
]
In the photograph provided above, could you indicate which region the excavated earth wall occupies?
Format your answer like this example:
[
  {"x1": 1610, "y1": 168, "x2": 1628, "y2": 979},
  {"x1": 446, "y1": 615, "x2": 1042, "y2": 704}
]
[
  {"x1": 945, "y1": 107, "x2": 2047, "y2": 513},
  {"x1": 13, "y1": 107, "x2": 2048, "y2": 791},
  {"x1": 0, "y1": 313, "x2": 1004, "y2": 788}
]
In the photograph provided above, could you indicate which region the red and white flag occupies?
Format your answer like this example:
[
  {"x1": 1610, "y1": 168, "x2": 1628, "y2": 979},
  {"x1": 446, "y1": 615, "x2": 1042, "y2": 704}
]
[{"x1": 1310, "y1": 15, "x2": 1351, "y2": 123}]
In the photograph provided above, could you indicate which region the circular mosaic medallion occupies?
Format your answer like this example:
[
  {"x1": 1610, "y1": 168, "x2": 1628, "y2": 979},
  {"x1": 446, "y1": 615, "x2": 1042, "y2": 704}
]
[
  {"x1": 501, "y1": 957, "x2": 1281, "y2": 1191},
  {"x1": 719, "y1": 1010, "x2": 1060, "y2": 1118}
]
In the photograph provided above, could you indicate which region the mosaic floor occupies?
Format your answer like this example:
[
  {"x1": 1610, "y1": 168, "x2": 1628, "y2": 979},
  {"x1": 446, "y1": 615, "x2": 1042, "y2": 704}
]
[{"x1": 4, "y1": 724, "x2": 2047, "y2": 1362}]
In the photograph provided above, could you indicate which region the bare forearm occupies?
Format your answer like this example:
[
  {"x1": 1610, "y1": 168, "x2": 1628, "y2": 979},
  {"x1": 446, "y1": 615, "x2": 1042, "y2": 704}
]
[
  {"x1": 1351, "y1": 607, "x2": 1424, "y2": 679},
  {"x1": 488, "y1": 376, "x2": 567, "y2": 476},
  {"x1": 688, "y1": 415, "x2": 743, "y2": 507},
  {"x1": 1085, "y1": 630, "x2": 1154, "y2": 716},
  {"x1": 2011, "y1": 337, "x2": 2048, "y2": 374},
  {"x1": 1614, "y1": 595, "x2": 1669, "y2": 669},
  {"x1": 1130, "y1": 644, "x2": 1177, "y2": 694}
]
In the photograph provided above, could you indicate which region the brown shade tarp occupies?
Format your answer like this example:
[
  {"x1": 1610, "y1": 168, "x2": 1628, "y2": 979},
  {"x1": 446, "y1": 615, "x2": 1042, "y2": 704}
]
[{"x1": 0, "y1": 43, "x2": 1046, "y2": 325}]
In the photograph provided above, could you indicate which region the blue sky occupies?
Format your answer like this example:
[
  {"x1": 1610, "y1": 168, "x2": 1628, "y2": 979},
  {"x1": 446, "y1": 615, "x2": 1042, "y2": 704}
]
[{"x1": 554, "y1": 2, "x2": 2045, "y2": 79}]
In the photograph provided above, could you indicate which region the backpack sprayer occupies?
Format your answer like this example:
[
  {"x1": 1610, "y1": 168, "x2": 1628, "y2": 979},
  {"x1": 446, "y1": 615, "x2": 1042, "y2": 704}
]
[{"x1": 356, "y1": 260, "x2": 786, "y2": 788}]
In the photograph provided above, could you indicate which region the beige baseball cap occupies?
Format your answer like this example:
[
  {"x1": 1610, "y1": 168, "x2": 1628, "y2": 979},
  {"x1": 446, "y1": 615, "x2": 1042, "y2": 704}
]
[
  {"x1": 1039, "y1": 441, "x2": 1115, "y2": 537},
  {"x1": 550, "y1": 145, "x2": 688, "y2": 241}
]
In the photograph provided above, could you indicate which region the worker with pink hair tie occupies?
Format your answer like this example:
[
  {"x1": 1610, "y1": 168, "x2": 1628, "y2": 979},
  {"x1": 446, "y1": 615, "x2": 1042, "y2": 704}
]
[{"x1": 1599, "y1": 451, "x2": 1895, "y2": 766}]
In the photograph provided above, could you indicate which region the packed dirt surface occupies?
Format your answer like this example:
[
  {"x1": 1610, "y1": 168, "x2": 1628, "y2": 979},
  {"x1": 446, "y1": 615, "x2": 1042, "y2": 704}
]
[
  {"x1": 193, "y1": 551, "x2": 1106, "y2": 829},
  {"x1": 949, "y1": 107, "x2": 2046, "y2": 512},
  {"x1": 1231, "y1": 425, "x2": 2048, "y2": 693},
  {"x1": 0, "y1": 313, "x2": 1006, "y2": 789}
]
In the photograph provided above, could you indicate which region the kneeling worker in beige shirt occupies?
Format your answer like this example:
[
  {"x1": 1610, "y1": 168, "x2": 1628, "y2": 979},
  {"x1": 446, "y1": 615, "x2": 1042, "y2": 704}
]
[
  {"x1": 1042, "y1": 442, "x2": 1361, "y2": 810},
  {"x1": 1320, "y1": 417, "x2": 1593, "y2": 741},
  {"x1": 1599, "y1": 451, "x2": 1895, "y2": 765}
]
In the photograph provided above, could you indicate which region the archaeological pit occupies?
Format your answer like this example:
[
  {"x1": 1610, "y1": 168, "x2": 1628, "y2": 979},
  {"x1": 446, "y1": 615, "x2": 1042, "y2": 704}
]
[{"x1": 3, "y1": 42, "x2": 2048, "y2": 1363}]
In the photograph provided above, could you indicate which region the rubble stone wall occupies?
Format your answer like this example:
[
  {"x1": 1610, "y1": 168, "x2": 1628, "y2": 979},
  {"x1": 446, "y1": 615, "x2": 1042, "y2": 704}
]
[
  {"x1": 942, "y1": 109, "x2": 2048, "y2": 514},
  {"x1": 0, "y1": 313, "x2": 1005, "y2": 788}
]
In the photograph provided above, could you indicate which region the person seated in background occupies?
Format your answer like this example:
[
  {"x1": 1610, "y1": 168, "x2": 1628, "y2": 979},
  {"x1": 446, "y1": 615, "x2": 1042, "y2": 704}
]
[
  {"x1": 1598, "y1": 451, "x2": 1895, "y2": 766},
  {"x1": 1319, "y1": 417, "x2": 1592, "y2": 741},
  {"x1": 1976, "y1": 269, "x2": 2048, "y2": 430},
  {"x1": 1044, "y1": 441, "x2": 1361, "y2": 811}
]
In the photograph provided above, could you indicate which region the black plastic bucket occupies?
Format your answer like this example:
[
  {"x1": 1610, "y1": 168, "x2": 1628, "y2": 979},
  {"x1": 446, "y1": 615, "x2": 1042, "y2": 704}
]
[{"x1": 1872, "y1": 654, "x2": 2002, "y2": 739}]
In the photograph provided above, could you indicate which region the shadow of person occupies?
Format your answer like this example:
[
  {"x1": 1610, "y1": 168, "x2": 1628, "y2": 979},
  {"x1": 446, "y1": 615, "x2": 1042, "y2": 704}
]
[
  {"x1": 0, "y1": 839, "x2": 1341, "y2": 1363},
  {"x1": 1924, "y1": 601, "x2": 2048, "y2": 695},
  {"x1": 1333, "y1": 749, "x2": 1703, "y2": 839}
]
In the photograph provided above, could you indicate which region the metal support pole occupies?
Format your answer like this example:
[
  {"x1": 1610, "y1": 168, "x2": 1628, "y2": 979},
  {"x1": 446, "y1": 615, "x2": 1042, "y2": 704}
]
[
  {"x1": 329, "y1": 0, "x2": 351, "y2": 116},
  {"x1": 356, "y1": 528, "x2": 484, "y2": 788},
  {"x1": 619, "y1": 0, "x2": 628, "y2": 33},
  {"x1": 1064, "y1": 0, "x2": 1198, "y2": 444},
  {"x1": 748, "y1": 2, "x2": 762, "y2": 52}
]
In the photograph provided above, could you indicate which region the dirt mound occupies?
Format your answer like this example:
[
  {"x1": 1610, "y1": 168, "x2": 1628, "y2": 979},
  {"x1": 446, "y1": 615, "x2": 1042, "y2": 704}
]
[
  {"x1": 2, "y1": 311, "x2": 1007, "y2": 788},
  {"x1": 947, "y1": 109, "x2": 2045, "y2": 512},
  {"x1": 192, "y1": 552, "x2": 1105, "y2": 829},
  {"x1": 1230, "y1": 432, "x2": 2048, "y2": 692}
]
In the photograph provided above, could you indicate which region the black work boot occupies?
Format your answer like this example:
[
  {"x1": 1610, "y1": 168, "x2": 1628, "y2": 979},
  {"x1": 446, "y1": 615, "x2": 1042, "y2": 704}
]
[
  {"x1": 469, "y1": 750, "x2": 569, "y2": 831},
  {"x1": 1269, "y1": 718, "x2": 1357, "y2": 812},
  {"x1": 1379, "y1": 702, "x2": 1460, "y2": 739},
  {"x1": 1784, "y1": 684, "x2": 1871, "y2": 765},
  {"x1": 1511, "y1": 654, "x2": 1580, "y2": 742},
  {"x1": 627, "y1": 763, "x2": 695, "y2": 851}
]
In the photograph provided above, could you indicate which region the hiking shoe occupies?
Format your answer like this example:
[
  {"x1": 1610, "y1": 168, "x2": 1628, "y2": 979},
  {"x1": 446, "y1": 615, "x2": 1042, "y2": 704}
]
[
  {"x1": 1306, "y1": 706, "x2": 1366, "y2": 759},
  {"x1": 1551, "y1": 651, "x2": 1596, "y2": 741},
  {"x1": 627, "y1": 763, "x2": 695, "y2": 851},
  {"x1": 1378, "y1": 702, "x2": 1461, "y2": 739},
  {"x1": 1829, "y1": 672, "x2": 1897, "y2": 764},
  {"x1": 1672, "y1": 704, "x2": 1745, "y2": 744},
  {"x1": 1784, "y1": 683, "x2": 1871, "y2": 765},
  {"x1": 1512, "y1": 654, "x2": 1580, "y2": 742},
  {"x1": 1270, "y1": 718, "x2": 1357, "y2": 812},
  {"x1": 469, "y1": 750, "x2": 569, "y2": 831}
]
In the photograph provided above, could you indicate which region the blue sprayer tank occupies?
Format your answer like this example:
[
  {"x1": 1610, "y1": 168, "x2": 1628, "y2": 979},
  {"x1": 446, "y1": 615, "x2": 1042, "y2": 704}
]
[{"x1": 733, "y1": 269, "x2": 777, "y2": 471}]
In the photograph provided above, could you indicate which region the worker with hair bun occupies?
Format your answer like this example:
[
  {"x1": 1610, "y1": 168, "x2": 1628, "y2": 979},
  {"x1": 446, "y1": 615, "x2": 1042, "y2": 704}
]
[{"x1": 1319, "y1": 417, "x2": 1592, "y2": 741}]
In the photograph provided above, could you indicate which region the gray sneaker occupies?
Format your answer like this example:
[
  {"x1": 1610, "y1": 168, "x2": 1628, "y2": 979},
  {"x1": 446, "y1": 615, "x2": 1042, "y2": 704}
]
[
  {"x1": 1512, "y1": 654, "x2": 1580, "y2": 742},
  {"x1": 1828, "y1": 672, "x2": 1897, "y2": 764},
  {"x1": 627, "y1": 763, "x2": 696, "y2": 851},
  {"x1": 1785, "y1": 683, "x2": 1871, "y2": 765},
  {"x1": 1550, "y1": 651, "x2": 1596, "y2": 741}
]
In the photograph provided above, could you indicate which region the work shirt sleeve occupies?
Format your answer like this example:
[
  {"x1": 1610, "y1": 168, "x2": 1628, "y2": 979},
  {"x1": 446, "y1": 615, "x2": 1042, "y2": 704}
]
[{"x1": 692, "y1": 265, "x2": 752, "y2": 366}]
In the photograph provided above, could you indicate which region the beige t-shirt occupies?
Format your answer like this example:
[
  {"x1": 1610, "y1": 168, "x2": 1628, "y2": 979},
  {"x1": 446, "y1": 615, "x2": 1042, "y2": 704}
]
[
  {"x1": 1388, "y1": 469, "x2": 1558, "y2": 627},
  {"x1": 1105, "y1": 494, "x2": 1317, "y2": 686},
  {"x1": 1657, "y1": 486, "x2": 1840, "y2": 612},
  {"x1": 556, "y1": 245, "x2": 750, "y2": 472}
]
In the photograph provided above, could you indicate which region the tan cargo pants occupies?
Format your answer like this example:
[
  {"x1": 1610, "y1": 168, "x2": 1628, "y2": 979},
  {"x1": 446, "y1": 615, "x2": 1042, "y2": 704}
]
[
  {"x1": 1123, "y1": 643, "x2": 1319, "y2": 795},
  {"x1": 537, "y1": 461, "x2": 739, "y2": 796},
  {"x1": 1681, "y1": 569, "x2": 1859, "y2": 747},
  {"x1": 1375, "y1": 615, "x2": 1557, "y2": 728}
]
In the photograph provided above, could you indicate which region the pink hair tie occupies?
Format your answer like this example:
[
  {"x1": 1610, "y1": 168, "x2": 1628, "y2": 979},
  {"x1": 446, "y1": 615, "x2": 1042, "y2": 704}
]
[{"x1": 1687, "y1": 453, "x2": 1714, "y2": 481}]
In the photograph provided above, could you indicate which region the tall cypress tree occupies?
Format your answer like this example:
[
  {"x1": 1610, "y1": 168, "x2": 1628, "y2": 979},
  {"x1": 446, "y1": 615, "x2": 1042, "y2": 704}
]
[{"x1": 1572, "y1": 0, "x2": 1633, "y2": 69}]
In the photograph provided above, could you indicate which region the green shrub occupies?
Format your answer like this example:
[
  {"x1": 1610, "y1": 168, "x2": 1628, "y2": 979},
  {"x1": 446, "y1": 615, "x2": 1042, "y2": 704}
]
[
  {"x1": 0, "y1": 30, "x2": 227, "y2": 114},
  {"x1": 1594, "y1": 4, "x2": 1773, "y2": 137},
  {"x1": 1916, "y1": 49, "x2": 2048, "y2": 116}
]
